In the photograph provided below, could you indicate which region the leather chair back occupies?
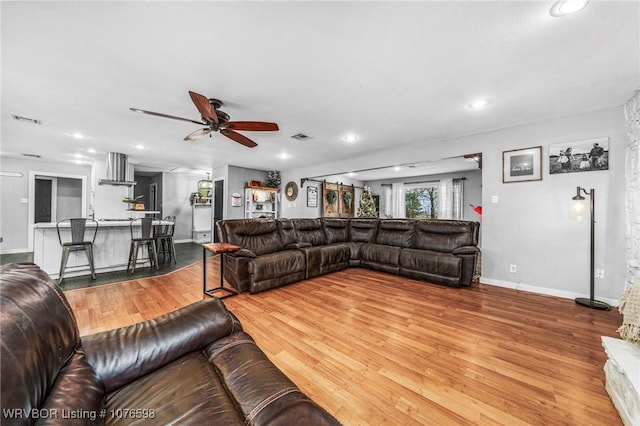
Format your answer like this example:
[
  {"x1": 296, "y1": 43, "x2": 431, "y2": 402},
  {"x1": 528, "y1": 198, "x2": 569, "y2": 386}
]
[
  {"x1": 292, "y1": 219, "x2": 326, "y2": 246},
  {"x1": 322, "y1": 218, "x2": 350, "y2": 243},
  {"x1": 375, "y1": 219, "x2": 415, "y2": 248},
  {"x1": 1, "y1": 263, "x2": 104, "y2": 419},
  {"x1": 221, "y1": 219, "x2": 285, "y2": 256}
]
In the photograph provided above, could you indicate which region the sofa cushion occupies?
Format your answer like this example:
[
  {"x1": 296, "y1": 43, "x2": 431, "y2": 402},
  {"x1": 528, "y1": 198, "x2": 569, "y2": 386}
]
[
  {"x1": 349, "y1": 219, "x2": 378, "y2": 242},
  {"x1": 375, "y1": 219, "x2": 414, "y2": 248},
  {"x1": 399, "y1": 248, "x2": 461, "y2": 283},
  {"x1": 277, "y1": 219, "x2": 298, "y2": 247},
  {"x1": 292, "y1": 218, "x2": 327, "y2": 246},
  {"x1": 206, "y1": 331, "x2": 339, "y2": 426},
  {"x1": 300, "y1": 244, "x2": 350, "y2": 278},
  {"x1": 222, "y1": 219, "x2": 285, "y2": 256},
  {"x1": 248, "y1": 250, "x2": 306, "y2": 284},
  {"x1": 105, "y1": 351, "x2": 244, "y2": 425},
  {"x1": 360, "y1": 244, "x2": 401, "y2": 269},
  {"x1": 413, "y1": 220, "x2": 479, "y2": 252},
  {"x1": 322, "y1": 218, "x2": 350, "y2": 243}
]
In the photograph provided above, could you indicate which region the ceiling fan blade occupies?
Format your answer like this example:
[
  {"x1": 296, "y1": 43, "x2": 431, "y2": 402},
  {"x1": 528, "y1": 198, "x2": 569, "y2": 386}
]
[
  {"x1": 220, "y1": 129, "x2": 258, "y2": 148},
  {"x1": 130, "y1": 108, "x2": 206, "y2": 125},
  {"x1": 188, "y1": 91, "x2": 218, "y2": 124},
  {"x1": 225, "y1": 121, "x2": 279, "y2": 131},
  {"x1": 184, "y1": 128, "x2": 212, "y2": 141}
]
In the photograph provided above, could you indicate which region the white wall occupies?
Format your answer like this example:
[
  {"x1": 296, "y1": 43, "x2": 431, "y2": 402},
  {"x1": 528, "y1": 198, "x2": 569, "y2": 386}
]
[
  {"x1": 161, "y1": 172, "x2": 205, "y2": 241},
  {"x1": 0, "y1": 156, "x2": 91, "y2": 252},
  {"x1": 280, "y1": 106, "x2": 627, "y2": 303}
]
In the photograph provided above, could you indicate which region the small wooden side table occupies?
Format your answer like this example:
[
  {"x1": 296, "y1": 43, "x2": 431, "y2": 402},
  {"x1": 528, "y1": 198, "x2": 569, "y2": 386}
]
[{"x1": 202, "y1": 242, "x2": 240, "y2": 299}]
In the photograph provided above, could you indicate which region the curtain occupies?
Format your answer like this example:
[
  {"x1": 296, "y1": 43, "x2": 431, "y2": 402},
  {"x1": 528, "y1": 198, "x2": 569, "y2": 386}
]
[
  {"x1": 452, "y1": 178, "x2": 464, "y2": 220},
  {"x1": 625, "y1": 90, "x2": 640, "y2": 289},
  {"x1": 391, "y1": 182, "x2": 405, "y2": 218},
  {"x1": 438, "y1": 178, "x2": 453, "y2": 219},
  {"x1": 384, "y1": 186, "x2": 393, "y2": 218}
]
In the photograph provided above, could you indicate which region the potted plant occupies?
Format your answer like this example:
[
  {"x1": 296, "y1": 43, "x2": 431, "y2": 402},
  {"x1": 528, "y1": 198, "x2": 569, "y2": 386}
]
[{"x1": 122, "y1": 195, "x2": 144, "y2": 210}]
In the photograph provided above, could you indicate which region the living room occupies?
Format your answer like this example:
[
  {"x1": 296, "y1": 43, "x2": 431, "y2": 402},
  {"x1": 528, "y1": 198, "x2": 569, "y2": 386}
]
[{"x1": 2, "y1": 1, "x2": 639, "y2": 424}]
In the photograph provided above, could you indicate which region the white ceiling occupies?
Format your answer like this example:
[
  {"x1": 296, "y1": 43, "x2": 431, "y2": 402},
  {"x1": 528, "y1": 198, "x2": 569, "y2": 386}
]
[{"x1": 2, "y1": 1, "x2": 638, "y2": 181}]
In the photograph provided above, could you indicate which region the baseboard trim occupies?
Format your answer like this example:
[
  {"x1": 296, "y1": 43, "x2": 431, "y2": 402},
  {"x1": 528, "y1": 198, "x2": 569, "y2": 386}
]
[
  {"x1": 481, "y1": 277, "x2": 619, "y2": 307},
  {"x1": 0, "y1": 248, "x2": 31, "y2": 255}
]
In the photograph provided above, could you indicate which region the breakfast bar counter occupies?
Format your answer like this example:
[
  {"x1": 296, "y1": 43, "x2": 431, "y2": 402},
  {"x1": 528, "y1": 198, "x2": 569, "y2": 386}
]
[{"x1": 33, "y1": 219, "x2": 172, "y2": 279}]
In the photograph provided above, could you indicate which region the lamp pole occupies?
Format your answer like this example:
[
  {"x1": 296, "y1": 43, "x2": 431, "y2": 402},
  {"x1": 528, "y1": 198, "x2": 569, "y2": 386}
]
[{"x1": 573, "y1": 187, "x2": 610, "y2": 310}]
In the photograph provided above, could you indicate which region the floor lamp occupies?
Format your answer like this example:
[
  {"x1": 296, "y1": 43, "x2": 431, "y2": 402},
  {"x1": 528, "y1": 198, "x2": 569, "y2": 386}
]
[{"x1": 571, "y1": 186, "x2": 611, "y2": 310}]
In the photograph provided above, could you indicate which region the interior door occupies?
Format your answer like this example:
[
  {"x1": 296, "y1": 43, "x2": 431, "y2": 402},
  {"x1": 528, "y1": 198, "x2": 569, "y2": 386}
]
[
  {"x1": 34, "y1": 178, "x2": 53, "y2": 223},
  {"x1": 213, "y1": 179, "x2": 224, "y2": 242}
]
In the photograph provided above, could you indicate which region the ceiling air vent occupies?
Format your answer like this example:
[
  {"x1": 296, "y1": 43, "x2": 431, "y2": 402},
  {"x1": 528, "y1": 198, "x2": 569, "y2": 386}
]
[
  {"x1": 291, "y1": 133, "x2": 312, "y2": 141},
  {"x1": 12, "y1": 115, "x2": 42, "y2": 125}
]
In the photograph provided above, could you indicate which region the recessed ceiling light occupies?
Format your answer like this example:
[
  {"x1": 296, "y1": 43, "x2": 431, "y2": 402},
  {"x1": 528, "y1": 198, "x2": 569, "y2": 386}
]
[
  {"x1": 550, "y1": 0, "x2": 589, "y2": 17},
  {"x1": 279, "y1": 152, "x2": 291, "y2": 160},
  {"x1": 68, "y1": 132, "x2": 87, "y2": 139},
  {"x1": 135, "y1": 144, "x2": 145, "y2": 150},
  {"x1": 343, "y1": 134, "x2": 359, "y2": 143},
  {"x1": 87, "y1": 148, "x2": 96, "y2": 154},
  {"x1": 467, "y1": 98, "x2": 495, "y2": 110},
  {"x1": 346, "y1": 172, "x2": 355, "y2": 177},
  {"x1": 394, "y1": 166, "x2": 402, "y2": 172}
]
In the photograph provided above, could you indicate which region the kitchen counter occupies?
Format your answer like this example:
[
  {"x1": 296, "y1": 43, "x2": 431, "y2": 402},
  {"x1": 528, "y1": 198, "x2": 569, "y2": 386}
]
[{"x1": 33, "y1": 219, "x2": 172, "y2": 278}]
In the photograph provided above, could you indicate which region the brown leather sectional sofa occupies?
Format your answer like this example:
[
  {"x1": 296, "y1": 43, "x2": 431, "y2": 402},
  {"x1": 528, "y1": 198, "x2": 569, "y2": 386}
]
[
  {"x1": 1, "y1": 263, "x2": 339, "y2": 425},
  {"x1": 217, "y1": 218, "x2": 480, "y2": 294}
]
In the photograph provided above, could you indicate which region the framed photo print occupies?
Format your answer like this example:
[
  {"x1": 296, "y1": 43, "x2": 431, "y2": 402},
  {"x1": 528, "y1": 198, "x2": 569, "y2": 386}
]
[
  {"x1": 502, "y1": 146, "x2": 542, "y2": 183},
  {"x1": 307, "y1": 186, "x2": 318, "y2": 207},
  {"x1": 549, "y1": 137, "x2": 609, "y2": 174}
]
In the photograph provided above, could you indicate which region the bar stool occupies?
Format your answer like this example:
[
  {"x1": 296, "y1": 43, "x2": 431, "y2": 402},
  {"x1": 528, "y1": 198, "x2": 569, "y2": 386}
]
[
  {"x1": 127, "y1": 217, "x2": 159, "y2": 274},
  {"x1": 56, "y1": 218, "x2": 98, "y2": 285},
  {"x1": 154, "y1": 215, "x2": 176, "y2": 263}
]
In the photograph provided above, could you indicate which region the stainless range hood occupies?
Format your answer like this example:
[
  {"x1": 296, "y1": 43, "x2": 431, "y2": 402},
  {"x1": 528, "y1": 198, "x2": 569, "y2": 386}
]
[{"x1": 98, "y1": 152, "x2": 137, "y2": 186}]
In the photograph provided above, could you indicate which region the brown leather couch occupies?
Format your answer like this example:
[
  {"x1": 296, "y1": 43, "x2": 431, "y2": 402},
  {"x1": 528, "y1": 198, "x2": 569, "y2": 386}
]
[
  {"x1": 217, "y1": 218, "x2": 480, "y2": 294},
  {"x1": 0, "y1": 263, "x2": 340, "y2": 425}
]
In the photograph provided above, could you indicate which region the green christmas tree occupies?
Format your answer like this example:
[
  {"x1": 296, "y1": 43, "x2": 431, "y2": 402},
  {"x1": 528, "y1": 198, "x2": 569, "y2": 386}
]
[{"x1": 357, "y1": 187, "x2": 377, "y2": 218}]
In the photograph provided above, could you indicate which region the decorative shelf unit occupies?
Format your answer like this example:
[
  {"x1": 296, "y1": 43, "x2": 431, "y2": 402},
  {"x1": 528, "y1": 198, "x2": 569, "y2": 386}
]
[{"x1": 245, "y1": 187, "x2": 279, "y2": 219}]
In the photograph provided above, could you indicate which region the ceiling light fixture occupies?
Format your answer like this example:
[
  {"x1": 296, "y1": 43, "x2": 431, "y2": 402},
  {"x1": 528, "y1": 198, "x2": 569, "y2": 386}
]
[
  {"x1": 467, "y1": 98, "x2": 495, "y2": 110},
  {"x1": 343, "y1": 134, "x2": 358, "y2": 143},
  {"x1": 279, "y1": 152, "x2": 291, "y2": 160},
  {"x1": 550, "y1": 0, "x2": 589, "y2": 17},
  {"x1": 68, "y1": 132, "x2": 87, "y2": 139},
  {"x1": 135, "y1": 144, "x2": 145, "y2": 150},
  {"x1": 87, "y1": 148, "x2": 96, "y2": 154}
]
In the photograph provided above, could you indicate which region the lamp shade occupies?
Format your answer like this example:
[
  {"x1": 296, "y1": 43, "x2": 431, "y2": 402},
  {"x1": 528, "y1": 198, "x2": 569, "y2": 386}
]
[{"x1": 570, "y1": 198, "x2": 588, "y2": 222}]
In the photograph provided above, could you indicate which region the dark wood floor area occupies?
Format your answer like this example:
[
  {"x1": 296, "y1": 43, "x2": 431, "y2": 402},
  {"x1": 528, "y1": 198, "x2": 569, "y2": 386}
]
[{"x1": 64, "y1": 258, "x2": 623, "y2": 425}]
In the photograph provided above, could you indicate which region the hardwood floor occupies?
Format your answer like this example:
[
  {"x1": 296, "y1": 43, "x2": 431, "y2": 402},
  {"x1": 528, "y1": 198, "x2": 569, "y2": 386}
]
[{"x1": 64, "y1": 257, "x2": 623, "y2": 425}]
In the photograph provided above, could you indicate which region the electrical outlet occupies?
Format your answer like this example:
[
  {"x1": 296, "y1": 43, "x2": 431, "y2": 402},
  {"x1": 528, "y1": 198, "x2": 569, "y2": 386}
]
[{"x1": 510, "y1": 264, "x2": 517, "y2": 273}]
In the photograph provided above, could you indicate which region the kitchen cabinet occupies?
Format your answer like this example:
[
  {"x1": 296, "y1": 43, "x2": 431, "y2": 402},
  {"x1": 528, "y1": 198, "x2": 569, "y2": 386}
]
[
  {"x1": 192, "y1": 204, "x2": 213, "y2": 243},
  {"x1": 245, "y1": 187, "x2": 279, "y2": 219}
]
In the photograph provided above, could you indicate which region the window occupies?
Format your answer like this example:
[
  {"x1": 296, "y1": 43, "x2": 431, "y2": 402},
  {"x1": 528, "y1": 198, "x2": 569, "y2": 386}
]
[{"x1": 404, "y1": 182, "x2": 439, "y2": 219}]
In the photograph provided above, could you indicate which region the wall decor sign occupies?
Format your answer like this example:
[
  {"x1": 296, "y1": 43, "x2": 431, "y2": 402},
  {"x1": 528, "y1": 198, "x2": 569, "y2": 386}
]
[
  {"x1": 307, "y1": 186, "x2": 318, "y2": 207},
  {"x1": 549, "y1": 137, "x2": 609, "y2": 174},
  {"x1": 502, "y1": 146, "x2": 542, "y2": 183},
  {"x1": 231, "y1": 192, "x2": 242, "y2": 207}
]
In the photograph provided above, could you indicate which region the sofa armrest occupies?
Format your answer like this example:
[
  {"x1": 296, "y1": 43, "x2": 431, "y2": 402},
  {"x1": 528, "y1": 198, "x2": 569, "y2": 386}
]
[
  {"x1": 228, "y1": 248, "x2": 257, "y2": 258},
  {"x1": 452, "y1": 245, "x2": 479, "y2": 255},
  {"x1": 82, "y1": 298, "x2": 238, "y2": 393}
]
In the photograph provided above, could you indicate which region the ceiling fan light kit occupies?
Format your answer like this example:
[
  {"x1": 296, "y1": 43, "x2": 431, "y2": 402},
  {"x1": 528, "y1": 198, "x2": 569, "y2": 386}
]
[{"x1": 130, "y1": 91, "x2": 279, "y2": 148}]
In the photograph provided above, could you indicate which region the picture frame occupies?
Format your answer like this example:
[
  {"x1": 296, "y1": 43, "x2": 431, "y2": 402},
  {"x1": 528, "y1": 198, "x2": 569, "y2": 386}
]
[
  {"x1": 549, "y1": 137, "x2": 609, "y2": 174},
  {"x1": 502, "y1": 146, "x2": 542, "y2": 183},
  {"x1": 307, "y1": 186, "x2": 318, "y2": 207}
]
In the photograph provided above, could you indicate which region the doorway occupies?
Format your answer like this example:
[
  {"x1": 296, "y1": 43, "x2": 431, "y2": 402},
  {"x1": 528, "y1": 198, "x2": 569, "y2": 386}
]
[
  {"x1": 28, "y1": 171, "x2": 87, "y2": 251},
  {"x1": 34, "y1": 178, "x2": 54, "y2": 223}
]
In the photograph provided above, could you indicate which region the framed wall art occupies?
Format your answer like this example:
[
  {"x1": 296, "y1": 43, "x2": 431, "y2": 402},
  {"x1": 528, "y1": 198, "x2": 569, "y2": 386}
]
[
  {"x1": 307, "y1": 186, "x2": 318, "y2": 207},
  {"x1": 502, "y1": 146, "x2": 542, "y2": 183},
  {"x1": 549, "y1": 137, "x2": 609, "y2": 174}
]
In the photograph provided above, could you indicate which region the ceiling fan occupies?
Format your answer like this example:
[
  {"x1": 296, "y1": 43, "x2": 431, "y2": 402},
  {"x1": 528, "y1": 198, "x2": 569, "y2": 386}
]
[{"x1": 130, "y1": 91, "x2": 279, "y2": 148}]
